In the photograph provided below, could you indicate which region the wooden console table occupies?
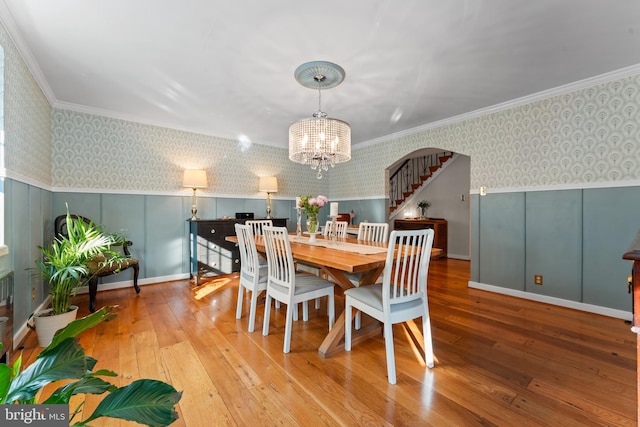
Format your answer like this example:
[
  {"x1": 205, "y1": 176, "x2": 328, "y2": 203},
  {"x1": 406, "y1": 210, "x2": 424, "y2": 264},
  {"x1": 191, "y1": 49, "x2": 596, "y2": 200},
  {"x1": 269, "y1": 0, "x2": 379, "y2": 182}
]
[
  {"x1": 622, "y1": 229, "x2": 640, "y2": 424},
  {"x1": 394, "y1": 218, "x2": 448, "y2": 258},
  {"x1": 188, "y1": 218, "x2": 287, "y2": 284}
]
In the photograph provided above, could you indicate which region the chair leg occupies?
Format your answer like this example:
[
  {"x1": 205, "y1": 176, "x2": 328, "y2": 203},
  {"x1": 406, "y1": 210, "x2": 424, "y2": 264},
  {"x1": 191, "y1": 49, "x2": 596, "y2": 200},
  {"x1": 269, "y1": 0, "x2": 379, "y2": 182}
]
[
  {"x1": 344, "y1": 301, "x2": 352, "y2": 351},
  {"x1": 423, "y1": 310, "x2": 435, "y2": 368},
  {"x1": 315, "y1": 298, "x2": 320, "y2": 309},
  {"x1": 248, "y1": 289, "x2": 260, "y2": 333},
  {"x1": 262, "y1": 295, "x2": 272, "y2": 336},
  {"x1": 235, "y1": 283, "x2": 244, "y2": 320},
  {"x1": 355, "y1": 311, "x2": 361, "y2": 330},
  {"x1": 89, "y1": 276, "x2": 99, "y2": 313},
  {"x1": 283, "y1": 303, "x2": 294, "y2": 353},
  {"x1": 384, "y1": 322, "x2": 396, "y2": 384},
  {"x1": 327, "y1": 293, "x2": 335, "y2": 331},
  {"x1": 132, "y1": 264, "x2": 140, "y2": 293},
  {"x1": 302, "y1": 300, "x2": 309, "y2": 321}
]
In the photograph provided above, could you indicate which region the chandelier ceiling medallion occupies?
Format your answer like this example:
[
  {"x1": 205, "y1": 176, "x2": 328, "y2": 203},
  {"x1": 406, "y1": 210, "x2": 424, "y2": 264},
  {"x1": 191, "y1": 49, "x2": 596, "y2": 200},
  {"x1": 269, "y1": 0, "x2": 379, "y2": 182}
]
[{"x1": 289, "y1": 61, "x2": 351, "y2": 179}]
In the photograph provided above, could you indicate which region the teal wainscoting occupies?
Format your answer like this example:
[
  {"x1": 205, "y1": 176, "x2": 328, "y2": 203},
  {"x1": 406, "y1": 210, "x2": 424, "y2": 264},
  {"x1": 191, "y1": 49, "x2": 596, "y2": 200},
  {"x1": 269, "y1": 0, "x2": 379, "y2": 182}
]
[
  {"x1": 525, "y1": 190, "x2": 582, "y2": 300},
  {"x1": 478, "y1": 192, "x2": 526, "y2": 291},
  {"x1": 5, "y1": 180, "x2": 53, "y2": 334},
  {"x1": 329, "y1": 198, "x2": 388, "y2": 225},
  {"x1": 583, "y1": 187, "x2": 640, "y2": 311},
  {"x1": 471, "y1": 186, "x2": 639, "y2": 315}
]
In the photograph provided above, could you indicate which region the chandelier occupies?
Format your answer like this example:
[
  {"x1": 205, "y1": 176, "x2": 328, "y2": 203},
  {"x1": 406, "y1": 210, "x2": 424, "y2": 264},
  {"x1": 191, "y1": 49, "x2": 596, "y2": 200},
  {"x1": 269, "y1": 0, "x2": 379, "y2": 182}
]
[{"x1": 289, "y1": 61, "x2": 351, "y2": 179}]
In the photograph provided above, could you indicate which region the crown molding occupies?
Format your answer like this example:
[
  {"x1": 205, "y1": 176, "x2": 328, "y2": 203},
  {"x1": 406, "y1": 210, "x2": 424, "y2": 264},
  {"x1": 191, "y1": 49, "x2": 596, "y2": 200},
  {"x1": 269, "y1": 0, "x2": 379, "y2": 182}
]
[
  {"x1": 0, "y1": 1, "x2": 57, "y2": 105},
  {"x1": 356, "y1": 63, "x2": 640, "y2": 150}
]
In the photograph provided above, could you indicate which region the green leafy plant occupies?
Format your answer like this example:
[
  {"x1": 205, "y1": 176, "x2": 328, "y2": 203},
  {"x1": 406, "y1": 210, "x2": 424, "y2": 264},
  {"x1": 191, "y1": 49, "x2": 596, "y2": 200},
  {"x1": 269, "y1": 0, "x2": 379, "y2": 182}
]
[
  {"x1": 417, "y1": 200, "x2": 431, "y2": 209},
  {"x1": 33, "y1": 207, "x2": 129, "y2": 315},
  {"x1": 0, "y1": 306, "x2": 182, "y2": 426}
]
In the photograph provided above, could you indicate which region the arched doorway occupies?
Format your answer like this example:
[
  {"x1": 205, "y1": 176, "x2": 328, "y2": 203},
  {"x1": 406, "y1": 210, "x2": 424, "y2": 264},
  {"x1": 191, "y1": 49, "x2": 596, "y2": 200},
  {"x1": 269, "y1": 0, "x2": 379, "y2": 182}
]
[{"x1": 385, "y1": 148, "x2": 471, "y2": 260}]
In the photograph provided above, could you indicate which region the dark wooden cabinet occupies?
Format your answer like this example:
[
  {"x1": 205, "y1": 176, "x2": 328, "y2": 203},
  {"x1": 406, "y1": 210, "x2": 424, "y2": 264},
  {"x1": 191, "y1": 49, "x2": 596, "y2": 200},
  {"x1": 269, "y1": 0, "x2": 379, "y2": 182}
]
[
  {"x1": 188, "y1": 218, "x2": 287, "y2": 284},
  {"x1": 394, "y1": 218, "x2": 448, "y2": 258}
]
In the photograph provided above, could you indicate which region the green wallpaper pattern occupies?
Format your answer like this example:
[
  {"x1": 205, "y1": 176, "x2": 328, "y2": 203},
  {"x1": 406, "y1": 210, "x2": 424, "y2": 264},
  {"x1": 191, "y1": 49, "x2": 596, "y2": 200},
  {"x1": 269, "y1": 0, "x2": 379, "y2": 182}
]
[
  {"x1": 51, "y1": 110, "x2": 323, "y2": 197},
  {"x1": 0, "y1": 23, "x2": 52, "y2": 185},
  {"x1": 331, "y1": 73, "x2": 640, "y2": 198}
]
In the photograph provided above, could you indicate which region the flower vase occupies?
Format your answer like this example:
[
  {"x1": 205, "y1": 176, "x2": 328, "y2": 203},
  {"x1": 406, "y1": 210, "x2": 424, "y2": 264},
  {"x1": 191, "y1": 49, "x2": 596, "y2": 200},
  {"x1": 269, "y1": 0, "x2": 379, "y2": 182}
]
[
  {"x1": 306, "y1": 213, "x2": 319, "y2": 242},
  {"x1": 306, "y1": 213, "x2": 319, "y2": 233}
]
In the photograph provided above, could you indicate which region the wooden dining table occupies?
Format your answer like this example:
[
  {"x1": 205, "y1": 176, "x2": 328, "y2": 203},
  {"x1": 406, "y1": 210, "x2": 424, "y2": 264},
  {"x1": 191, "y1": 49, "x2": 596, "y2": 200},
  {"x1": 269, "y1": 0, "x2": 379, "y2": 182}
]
[{"x1": 228, "y1": 233, "x2": 389, "y2": 358}]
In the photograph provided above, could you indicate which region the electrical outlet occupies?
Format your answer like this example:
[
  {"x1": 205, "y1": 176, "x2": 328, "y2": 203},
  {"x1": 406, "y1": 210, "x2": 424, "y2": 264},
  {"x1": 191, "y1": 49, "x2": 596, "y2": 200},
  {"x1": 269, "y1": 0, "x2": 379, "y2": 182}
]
[
  {"x1": 31, "y1": 287, "x2": 36, "y2": 299},
  {"x1": 480, "y1": 186, "x2": 487, "y2": 196},
  {"x1": 534, "y1": 274, "x2": 543, "y2": 285}
]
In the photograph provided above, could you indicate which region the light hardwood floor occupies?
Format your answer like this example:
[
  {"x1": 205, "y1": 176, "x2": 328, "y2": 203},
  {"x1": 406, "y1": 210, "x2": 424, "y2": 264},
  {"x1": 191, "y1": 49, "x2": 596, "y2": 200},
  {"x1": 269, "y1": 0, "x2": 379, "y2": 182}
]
[{"x1": 16, "y1": 259, "x2": 637, "y2": 426}]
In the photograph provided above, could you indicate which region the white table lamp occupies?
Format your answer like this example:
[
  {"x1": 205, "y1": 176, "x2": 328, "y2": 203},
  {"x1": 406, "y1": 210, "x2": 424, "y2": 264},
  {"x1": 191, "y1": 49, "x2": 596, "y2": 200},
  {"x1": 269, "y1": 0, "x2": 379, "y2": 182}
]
[
  {"x1": 259, "y1": 176, "x2": 278, "y2": 219},
  {"x1": 183, "y1": 169, "x2": 208, "y2": 220}
]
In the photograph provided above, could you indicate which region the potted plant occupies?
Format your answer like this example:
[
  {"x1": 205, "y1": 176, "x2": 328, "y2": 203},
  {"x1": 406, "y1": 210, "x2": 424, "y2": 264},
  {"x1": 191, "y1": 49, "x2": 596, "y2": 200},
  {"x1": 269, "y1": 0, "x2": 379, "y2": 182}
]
[
  {"x1": 1, "y1": 306, "x2": 182, "y2": 426},
  {"x1": 31, "y1": 208, "x2": 129, "y2": 346},
  {"x1": 417, "y1": 200, "x2": 431, "y2": 219}
]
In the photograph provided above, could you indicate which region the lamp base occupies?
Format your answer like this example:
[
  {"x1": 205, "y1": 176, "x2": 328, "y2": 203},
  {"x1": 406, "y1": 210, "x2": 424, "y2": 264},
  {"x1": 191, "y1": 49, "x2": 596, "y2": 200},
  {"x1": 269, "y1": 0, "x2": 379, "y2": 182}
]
[{"x1": 190, "y1": 206, "x2": 198, "y2": 221}]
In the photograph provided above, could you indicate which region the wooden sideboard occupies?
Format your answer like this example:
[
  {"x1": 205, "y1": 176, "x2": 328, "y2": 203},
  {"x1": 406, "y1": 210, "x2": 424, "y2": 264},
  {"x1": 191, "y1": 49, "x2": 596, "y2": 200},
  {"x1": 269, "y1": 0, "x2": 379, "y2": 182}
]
[
  {"x1": 188, "y1": 218, "x2": 287, "y2": 284},
  {"x1": 393, "y1": 218, "x2": 448, "y2": 258}
]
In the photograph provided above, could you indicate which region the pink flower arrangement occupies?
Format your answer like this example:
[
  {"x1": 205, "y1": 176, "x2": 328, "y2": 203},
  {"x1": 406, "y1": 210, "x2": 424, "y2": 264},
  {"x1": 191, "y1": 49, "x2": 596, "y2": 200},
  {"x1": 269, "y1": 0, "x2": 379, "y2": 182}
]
[{"x1": 298, "y1": 195, "x2": 328, "y2": 215}]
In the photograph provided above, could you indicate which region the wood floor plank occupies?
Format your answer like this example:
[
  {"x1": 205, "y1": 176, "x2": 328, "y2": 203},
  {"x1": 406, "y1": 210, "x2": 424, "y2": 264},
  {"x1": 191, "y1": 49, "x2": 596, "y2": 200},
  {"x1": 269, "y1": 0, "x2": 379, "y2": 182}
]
[{"x1": 11, "y1": 258, "x2": 637, "y2": 426}]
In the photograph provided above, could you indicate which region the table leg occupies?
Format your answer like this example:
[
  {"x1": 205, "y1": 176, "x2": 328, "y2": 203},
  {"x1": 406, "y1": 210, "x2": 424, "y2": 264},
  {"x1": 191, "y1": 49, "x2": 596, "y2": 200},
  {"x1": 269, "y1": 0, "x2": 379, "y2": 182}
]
[
  {"x1": 317, "y1": 265, "x2": 385, "y2": 358},
  {"x1": 318, "y1": 307, "x2": 382, "y2": 359}
]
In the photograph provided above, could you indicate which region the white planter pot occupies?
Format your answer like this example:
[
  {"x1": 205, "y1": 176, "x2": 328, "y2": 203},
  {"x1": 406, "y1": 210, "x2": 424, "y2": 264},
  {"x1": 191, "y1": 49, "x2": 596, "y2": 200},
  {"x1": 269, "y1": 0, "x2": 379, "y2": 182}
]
[{"x1": 33, "y1": 305, "x2": 79, "y2": 347}]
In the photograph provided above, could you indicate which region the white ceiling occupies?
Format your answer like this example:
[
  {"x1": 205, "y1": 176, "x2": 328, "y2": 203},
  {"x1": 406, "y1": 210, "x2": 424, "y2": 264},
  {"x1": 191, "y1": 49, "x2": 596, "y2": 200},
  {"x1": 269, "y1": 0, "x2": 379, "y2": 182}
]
[{"x1": 2, "y1": 1, "x2": 640, "y2": 149}]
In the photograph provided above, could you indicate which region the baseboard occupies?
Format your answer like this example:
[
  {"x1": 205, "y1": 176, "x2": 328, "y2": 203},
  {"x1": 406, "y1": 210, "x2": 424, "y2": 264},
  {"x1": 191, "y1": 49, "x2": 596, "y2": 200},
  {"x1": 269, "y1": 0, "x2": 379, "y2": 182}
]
[
  {"x1": 73, "y1": 273, "x2": 191, "y2": 294},
  {"x1": 445, "y1": 254, "x2": 470, "y2": 261},
  {"x1": 14, "y1": 298, "x2": 51, "y2": 351},
  {"x1": 468, "y1": 281, "x2": 632, "y2": 321}
]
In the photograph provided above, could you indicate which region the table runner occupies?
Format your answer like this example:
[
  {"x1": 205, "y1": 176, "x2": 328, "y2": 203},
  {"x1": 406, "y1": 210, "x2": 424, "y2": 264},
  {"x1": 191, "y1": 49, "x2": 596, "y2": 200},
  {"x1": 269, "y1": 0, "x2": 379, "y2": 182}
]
[{"x1": 290, "y1": 235, "x2": 388, "y2": 255}]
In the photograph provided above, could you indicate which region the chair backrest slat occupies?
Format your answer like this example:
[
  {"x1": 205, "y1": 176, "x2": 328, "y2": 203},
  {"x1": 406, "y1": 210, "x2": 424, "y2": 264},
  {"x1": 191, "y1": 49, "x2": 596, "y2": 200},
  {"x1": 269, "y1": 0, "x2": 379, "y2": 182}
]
[
  {"x1": 323, "y1": 220, "x2": 348, "y2": 237},
  {"x1": 235, "y1": 223, "x2": 260, "y2": 280},
  {"x1": 245, "y1": 219, "x2": 273, "y2": 236},
  {"x1": 263, "y1": 226, "x2": 295, "y2": 294},
  {"x1": 383, "y1": 229, "x2": 434, "y2": 306},
  {"x1": 357, "y1": 222, "x2": 389, "y2": 243}
]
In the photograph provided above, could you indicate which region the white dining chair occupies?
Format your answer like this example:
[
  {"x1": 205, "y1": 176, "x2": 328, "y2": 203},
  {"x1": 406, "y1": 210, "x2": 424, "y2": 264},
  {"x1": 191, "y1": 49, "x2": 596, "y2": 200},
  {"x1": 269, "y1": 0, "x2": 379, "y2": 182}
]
[
  {"x1": 262, "y1": 225, "x2": 335, "y2": 353},
  {"x1": 234, "y1": 223, "x2": 268, "y2": 333},
  {"x1": 344, "y1": 228, "x2": 435, "y2": 384},
  {"x1": 357, "y1": 222, "x2": 389, "y2": 243},
  {"x1": 349, "y1": 222, "x2": 389, "y2": 329},
  {"x1": 322, "y1": 220, "x2": 348, "y2": 238},
  {"x1": 245, "y1": 219, "x2": 272, "y2": 236}
]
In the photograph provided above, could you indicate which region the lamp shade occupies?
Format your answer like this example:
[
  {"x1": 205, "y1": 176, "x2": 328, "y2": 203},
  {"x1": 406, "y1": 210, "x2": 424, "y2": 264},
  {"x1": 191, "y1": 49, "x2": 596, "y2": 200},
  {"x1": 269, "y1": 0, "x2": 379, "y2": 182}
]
[
  {"x1": 259, "y1": 176, "x2": 278, "y2": 193},
  {"x1": 182, "y1": 169, "x2": 207, "y2": 188}
]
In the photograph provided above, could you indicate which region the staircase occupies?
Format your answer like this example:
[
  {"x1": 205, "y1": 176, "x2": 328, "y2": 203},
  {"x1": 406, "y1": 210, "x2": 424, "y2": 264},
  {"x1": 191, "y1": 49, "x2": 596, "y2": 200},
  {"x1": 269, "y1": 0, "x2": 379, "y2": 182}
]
[{"x1": 389, "y1": 151, "x2": 454, "y2": 214}]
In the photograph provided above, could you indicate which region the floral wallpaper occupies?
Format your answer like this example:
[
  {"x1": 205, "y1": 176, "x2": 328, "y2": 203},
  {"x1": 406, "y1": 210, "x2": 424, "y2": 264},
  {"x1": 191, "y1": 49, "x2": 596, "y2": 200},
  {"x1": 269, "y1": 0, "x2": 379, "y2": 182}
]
[
  {"x1": 0, "y1": 23, "x2": 52, "y2": 185},
  {"x1": 51, "y1": 110, "x2": 321, "y2": 196},
  {"x1": 332, "y1": 73, "x2": 640, "y2": 198}
]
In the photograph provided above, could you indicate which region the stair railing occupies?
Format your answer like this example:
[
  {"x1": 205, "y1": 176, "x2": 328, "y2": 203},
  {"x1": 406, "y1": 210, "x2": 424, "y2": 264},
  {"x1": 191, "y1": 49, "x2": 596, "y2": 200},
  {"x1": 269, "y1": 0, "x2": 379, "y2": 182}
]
[{"x1": 389, "y1": 151, "x2": 452, "y2": 209}]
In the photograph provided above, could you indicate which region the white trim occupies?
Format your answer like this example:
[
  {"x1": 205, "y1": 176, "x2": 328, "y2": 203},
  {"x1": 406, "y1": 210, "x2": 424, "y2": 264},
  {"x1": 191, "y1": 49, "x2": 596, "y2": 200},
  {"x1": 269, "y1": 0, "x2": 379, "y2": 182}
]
[
  {"x1": 469, "y1": 179, "x2": 640, "y2": 195},
  {"x1": 326, "y1": 195, "x2": 388, "y2": 202},
  {"x1": 73, "y1": 273, "x2": 190, "y2": 295},
  {"x1": 13, "y1": 297, "x2": 51, "y2": 350},
  {"x1": 468, "y1": 281, "x2": 632, "y2": 321},
  {"x1": 3, "y1": 169, "x2": 53, "y2": 191},
  {"x1": 356, "y1": 64, "x2": 640, "y2": 150},
  {"x1": 54, "y1": 101, "x2": 283, "y2": 149},
  {"x1": 446, "y1": 254, "x2": 470, "y2": 261},
  {"x1": 0, "y1": 2, "x2": 57, "y2": 105}
]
